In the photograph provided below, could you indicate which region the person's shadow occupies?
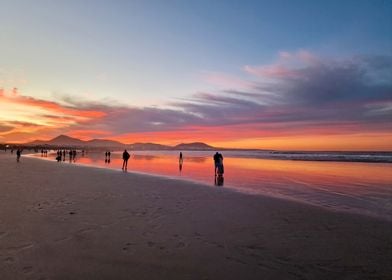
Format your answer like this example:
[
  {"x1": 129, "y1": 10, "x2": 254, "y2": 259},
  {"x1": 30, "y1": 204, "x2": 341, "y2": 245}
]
[{"x1": 215, "y1": 175, "x2": 224, "y2": 186}]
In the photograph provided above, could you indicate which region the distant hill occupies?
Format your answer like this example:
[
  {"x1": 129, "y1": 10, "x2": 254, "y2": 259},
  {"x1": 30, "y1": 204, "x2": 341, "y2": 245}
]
[
  {"x1": 26, "y1": 135, "x2": 85, "y2": 146},
  {"x1": 86, "y1": 139, "x2": 125, "y2": 148},
  {"x1": 24, "y1": 135, "x2": 216, "y2": 150},
  {"x1": 129, "y1": 142, "x2": 171, "y2": 150},
  {"x1": 173, "y1": 142, "x2": 214, "y2": 150}
]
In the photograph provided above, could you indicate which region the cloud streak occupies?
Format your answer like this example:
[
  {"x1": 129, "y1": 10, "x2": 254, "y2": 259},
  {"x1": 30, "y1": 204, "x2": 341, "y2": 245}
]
[{"x1": 1, "y1": 51, "x2": 391, "y2": 149}]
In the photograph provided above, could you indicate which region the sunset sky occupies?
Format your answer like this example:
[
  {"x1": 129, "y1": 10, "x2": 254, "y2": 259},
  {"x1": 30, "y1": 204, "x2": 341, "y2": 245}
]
[{"x1": 0, "y1": 0, "x2": 391, "y2": 150}]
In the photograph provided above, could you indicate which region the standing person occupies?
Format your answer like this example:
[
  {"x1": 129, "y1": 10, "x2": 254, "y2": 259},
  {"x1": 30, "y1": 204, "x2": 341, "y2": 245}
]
[
  {"x1": 179, "y1": 152, "x2": 183, "y2": 172},
  {"x1": 122, "y1": 149, "x2": 130, "y2": 170},
  {"x1": 16, "y1": 149, "x2": 21, "y2": 162},
  {"x1": 217, "y1": 153, "x2": 224, "y2": 176},
  {"x1": 213, "y1": 152, "x2": 220, "y2": 175},
  {"x1": 179, "y1": 152, "x2": 183, "y2": 163}
]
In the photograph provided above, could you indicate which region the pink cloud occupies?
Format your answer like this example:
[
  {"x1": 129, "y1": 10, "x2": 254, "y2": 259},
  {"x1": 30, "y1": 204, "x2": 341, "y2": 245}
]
[
  {"x1": 243, "y1": 64, "x2": 301, "y2": 79},
  {"x1": 244, "y1": 50, "x2": 321, "y2": 79}
]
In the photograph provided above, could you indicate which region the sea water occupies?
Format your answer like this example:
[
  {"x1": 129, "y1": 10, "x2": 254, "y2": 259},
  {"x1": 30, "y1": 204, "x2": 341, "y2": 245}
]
[{"x1": 31, "y1": 150, "x2": 392, "y2": 221}]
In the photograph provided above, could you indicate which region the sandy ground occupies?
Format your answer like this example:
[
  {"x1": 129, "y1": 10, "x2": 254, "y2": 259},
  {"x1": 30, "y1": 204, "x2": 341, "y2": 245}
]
[{"x1": 0, "y1": 152, "x2": 391, "y2": 280}]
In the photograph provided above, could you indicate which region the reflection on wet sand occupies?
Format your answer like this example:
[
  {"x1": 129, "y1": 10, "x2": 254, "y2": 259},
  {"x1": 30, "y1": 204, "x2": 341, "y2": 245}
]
[
  {"x1": 215, "y1": 175, "x2": 224, "y2": 186},
  {"x1": 30, "y1": 151, "x2": 392, "y2": 220},
  {"x1": 133, "y1": 155, "x2": 158, "y2": 160}
]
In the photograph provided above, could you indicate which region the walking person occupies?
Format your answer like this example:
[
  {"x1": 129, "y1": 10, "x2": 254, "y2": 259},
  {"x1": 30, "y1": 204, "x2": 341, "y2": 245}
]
[
  {"x1": 122, "y1": 149, "x2": 130, "y2": 171},
  {"x1": 16, "y1": 149, "x2": 21, "y2": 162}
]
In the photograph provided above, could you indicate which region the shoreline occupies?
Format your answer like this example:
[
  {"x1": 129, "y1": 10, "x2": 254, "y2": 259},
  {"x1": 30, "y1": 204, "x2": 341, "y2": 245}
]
[
  {"x1": 1, "y1": 152, "x2": 391, "y2": 279},
  {"x1": 24, "y1": 152, "x2": 392, "y2": 222}
]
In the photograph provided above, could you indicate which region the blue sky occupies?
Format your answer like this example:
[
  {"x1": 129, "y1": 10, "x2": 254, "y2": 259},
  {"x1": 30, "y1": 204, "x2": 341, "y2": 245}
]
[
  {"x1": 1, "y1": 0, "x2": 390, "y2": 102},
  {"x1": 0, "y1": 0, "x2": 391, "y2": 148}
]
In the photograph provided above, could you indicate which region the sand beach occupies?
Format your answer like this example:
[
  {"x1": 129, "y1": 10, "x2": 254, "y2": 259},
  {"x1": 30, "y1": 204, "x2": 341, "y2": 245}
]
[{"x1": 0, "y1": 152, "x2": 391, "y2": 280}]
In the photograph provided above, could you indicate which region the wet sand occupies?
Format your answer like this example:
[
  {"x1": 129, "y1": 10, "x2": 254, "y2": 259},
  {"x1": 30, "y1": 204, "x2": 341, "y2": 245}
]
[{"x1": 1, "y1": 152, "x2": 391, "y2": 280}]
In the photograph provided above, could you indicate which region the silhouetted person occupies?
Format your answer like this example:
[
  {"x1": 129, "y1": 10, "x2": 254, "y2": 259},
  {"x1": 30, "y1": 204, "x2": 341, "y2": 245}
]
[
  {"x1": 213, "y1": 152, "x2": 224, "y2": 176},
  {"x1": 218, "y1": 153, "x2": 224, "y2": 175},
  {"x1": 108, "y1": 151, "x2": 111, "y2": 159},
  {"x1": 122, "y1": 149, "x2": 130, "y2": 170},
  {"x1": 213, "y1": 152, "x2": 220, "y2": 175},
  {"x1": 178, "y1": 152, "x2": 183, "y2": 172},
  {"x1": 16, "y1": 149, "x2": 21, "y2": 162}
]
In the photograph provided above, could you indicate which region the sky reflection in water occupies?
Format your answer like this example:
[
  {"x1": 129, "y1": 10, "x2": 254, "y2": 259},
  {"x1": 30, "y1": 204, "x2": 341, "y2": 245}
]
[{"x1": 34, "y1": 151, "x2": 392, "y2": 221}]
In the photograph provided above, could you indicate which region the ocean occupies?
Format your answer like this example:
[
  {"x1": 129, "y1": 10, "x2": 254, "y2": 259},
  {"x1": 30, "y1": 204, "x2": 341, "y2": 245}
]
[{"x1": 30, "y1": 150, "x2": 392, "y2": 221}]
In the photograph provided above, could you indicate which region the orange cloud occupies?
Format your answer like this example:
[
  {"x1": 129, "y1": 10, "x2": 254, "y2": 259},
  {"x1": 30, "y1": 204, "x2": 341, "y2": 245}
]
[
  {"x1": 68, "y1": 129, "x2": 112, "y2": 140},
  {"x1": 110, "y1": 124, "x2": 392, "y2": 151},
  {"x1": 0, "y1": 95, "x2": 106, "y2": 119},
  {"x1": 0, "y1": 92, "x2": 107, "y2": 142}
]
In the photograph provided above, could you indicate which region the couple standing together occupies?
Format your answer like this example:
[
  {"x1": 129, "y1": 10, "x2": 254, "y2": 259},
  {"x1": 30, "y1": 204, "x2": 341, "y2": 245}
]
[{"x1": 213, "y1": 152, "x2": 224, "y2": 176}]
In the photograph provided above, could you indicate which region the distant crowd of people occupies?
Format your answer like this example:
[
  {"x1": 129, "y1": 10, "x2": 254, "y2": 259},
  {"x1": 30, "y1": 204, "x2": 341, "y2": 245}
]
[
  {"x1": 56, "y1": 150, "x2": 78, "y2": 162},
  {"x1": 6, "y1": 146, "x2": 225, "y2": 186}
]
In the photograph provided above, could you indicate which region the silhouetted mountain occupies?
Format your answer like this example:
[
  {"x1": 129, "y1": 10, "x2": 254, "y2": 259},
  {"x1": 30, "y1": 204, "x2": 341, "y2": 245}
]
[
  {"x1": 27, "y1": 139, "x2": 46, "y2": 145},
  {"x1": 173, "y1": 142, "x2": 214, "y2": 150},
  {"x1": 26, "y1": 135, "x2": 85, "y2": 146},
  {"x1": 128, "y1": 142, "x2": 171, "y2": 150},
  {"x1": 25, "y1": 135, "x2": 216, "y2": 150},
  {"x1": 86, "y1": 139, "x2": 125, "y2": 148},
  {"x1": 50, "y1": 135, "x2": 86, "y2": 145}
]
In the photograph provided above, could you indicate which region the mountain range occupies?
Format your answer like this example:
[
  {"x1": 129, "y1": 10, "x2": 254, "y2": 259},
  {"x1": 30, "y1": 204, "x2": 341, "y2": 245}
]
[{"x1": 25, "y1": 135, "x2": 216, "y2": 150}]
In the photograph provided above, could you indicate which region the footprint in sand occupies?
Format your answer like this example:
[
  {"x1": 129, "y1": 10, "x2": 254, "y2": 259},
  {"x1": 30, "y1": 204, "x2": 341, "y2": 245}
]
[
  {"x1": 226, "y1": 256, "x2": 248, "y2": 265},
  {"x1": 22, "y1": 266, "x2": 33, "y2": 274},
  {"x1": 122, "y1": 242, "x2": 136, "y2": 253},
  {"x1": 6, "y1": 243, "x2": 34, "y2": 252},
  {"x1": 4, "y1": 256, "x2": 15, "y2": 263}
]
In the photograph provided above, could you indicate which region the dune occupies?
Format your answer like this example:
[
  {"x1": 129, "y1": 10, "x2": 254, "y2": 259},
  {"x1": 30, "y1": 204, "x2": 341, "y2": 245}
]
[{"x1": 0, "y1": 152, "x2": 391, "y2": 280}]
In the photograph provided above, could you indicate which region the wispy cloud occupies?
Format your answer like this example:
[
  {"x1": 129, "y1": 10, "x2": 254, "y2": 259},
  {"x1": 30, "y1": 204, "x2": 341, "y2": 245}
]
[{"x1": 1, "y1": 51, "x2": 391, "y2": 148}]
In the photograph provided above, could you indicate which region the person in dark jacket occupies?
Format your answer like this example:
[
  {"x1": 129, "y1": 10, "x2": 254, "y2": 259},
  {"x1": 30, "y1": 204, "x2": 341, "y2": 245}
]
[{"x1": 122, "y1": 149, "x2": 130, "y2": 170}]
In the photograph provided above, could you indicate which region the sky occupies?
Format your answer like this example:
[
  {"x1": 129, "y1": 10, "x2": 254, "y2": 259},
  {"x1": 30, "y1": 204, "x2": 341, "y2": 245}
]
[{"x1": 0, "y1": 0, "x2": 391, "y2": 150}]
